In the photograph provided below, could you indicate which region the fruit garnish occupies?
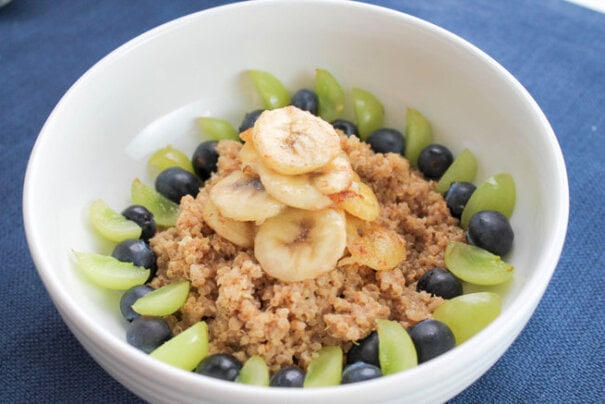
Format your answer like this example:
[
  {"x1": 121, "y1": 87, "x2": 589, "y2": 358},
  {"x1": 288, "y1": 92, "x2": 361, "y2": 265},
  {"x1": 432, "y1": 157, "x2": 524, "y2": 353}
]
[
  {"x1": 126, "y1": 317, "x2": 172, "y2": 354},
  {"x1": 195, "y1": 117, "x2": 239, "y2": 141},
  {"x1": 201, "y1": 198, "x2": 255, "y2": 248},
  {"x1": 291, "y1": 88, "x2": 319, "y2": 115},
  {"x1": 445, "y1": 241, "x2": 514, "y2": 285},
  {"x1": 303, "y1": 346, "x2": 343, "y2": 387},
  {"x1": 196, "y1": 354, "x2": 242, "y2": 381},
  {"x1": 72, "y1": 251, "x2": 149, "y2": 290},
  {"x1": 150, "y1": 321, "x2": 209, "y2": 371},
  {"x1": 331, "y1": 179, "x2": 380, "y2": 222},
  {"x1": 435, "y1": 148, "x2": 478, "y2": 194},
  {"x1": 432, "y1": 292, "x2": 501, "y2": 345},
  {"x1": 404, "y1": 107, "x2": 433, "y2": 167},
  {"x1": 352, "y1": 88, "x2": 384, "y2": 141},
  {"x1": 417, "y1": 144, "x2": 454, "y2": 180},
  {"x1": 460, "y1": 173, "x2": 516, "y2": 229},
  {"x1": 236, "y1": 355, "x2": 270, "y2": 386},
  {"x1": 311, "y1": 153, "x2": 354, "y2": 195},
  {"x1": 367, "y1": 128, "x2": 405, "y2": 154},
  {"x1": 89, "y1": 199, "x2": 142, "y2": 242},
  {"x1": 131, "y1": 178, "x2": 179, "y2": 228},
  {"x1": 148, "y1": 145, "x2": 194, "y2": 175},
  {"x1": 315, "y1": 68, "x2": 345, "y2": 122},
  {"x1": 248, "y1": 70, "x2": 290, "y2": 110},
  {"x1": 376, "y1": 319, "x2": 417, "y2": 375},
  {"x1": 131, "y1": 280, "x2": 190, "y2": 316}
]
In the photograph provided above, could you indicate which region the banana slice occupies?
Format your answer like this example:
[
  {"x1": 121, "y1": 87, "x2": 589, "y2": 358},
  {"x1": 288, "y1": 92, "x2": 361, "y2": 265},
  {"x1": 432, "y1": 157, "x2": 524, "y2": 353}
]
[
  {"x1": 201, "y1": 198, "x2": 255, "y2": 248},
  {"x1": 238, "y1": 139, "x2": 260, "y2": 173},
  {"x1": 209, "y1": 170, "x2": 285, "y2": 223},
  {"x1": 252, "y1": 106, "x2": 341, "y2": 175},
  {"x1": 331, "y1": 179, "x2": 380, "y2": 221},
  {"x1": 254, "y1": 208, "x2": 347, "y2": 282},
  {"x1": 340, "y1": 215, "x2": 406, "y2": 271},
  {"x1": 312, "y1": 153, "x2": 354, "y2": 195}
]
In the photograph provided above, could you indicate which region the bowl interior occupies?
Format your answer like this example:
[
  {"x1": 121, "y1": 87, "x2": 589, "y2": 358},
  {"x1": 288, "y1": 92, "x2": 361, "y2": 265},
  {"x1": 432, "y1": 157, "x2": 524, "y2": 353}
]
[{"x1": 23, "y1": 1, "x2": 568, "y2": 403}]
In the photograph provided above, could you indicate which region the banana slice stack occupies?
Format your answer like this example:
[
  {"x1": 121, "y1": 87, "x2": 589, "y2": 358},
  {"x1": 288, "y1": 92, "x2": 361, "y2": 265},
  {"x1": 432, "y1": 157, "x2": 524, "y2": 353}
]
[{"x1": 203, "y1": 106, "x2": 406, "y2": 282}]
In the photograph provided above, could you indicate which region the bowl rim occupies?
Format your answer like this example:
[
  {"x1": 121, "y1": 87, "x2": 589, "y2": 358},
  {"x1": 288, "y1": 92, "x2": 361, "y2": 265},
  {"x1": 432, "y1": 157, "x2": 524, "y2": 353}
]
[{"x1": 22, "y1": 0, "x2": 569, "y2": 401}]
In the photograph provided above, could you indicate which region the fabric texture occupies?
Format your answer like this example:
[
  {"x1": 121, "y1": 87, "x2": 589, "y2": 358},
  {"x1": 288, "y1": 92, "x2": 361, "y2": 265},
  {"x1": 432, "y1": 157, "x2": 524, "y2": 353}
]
[{"x1": 1, "y1": 0, "x2": 603, "y2": 402}]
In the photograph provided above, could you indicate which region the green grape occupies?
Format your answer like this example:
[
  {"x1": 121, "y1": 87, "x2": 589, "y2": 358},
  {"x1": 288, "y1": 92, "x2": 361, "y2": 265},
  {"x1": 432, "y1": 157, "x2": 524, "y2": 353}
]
[
  {"x1": 432, "y1": 292, "x2": 501, "y2": 345},
  {"x1": 352, "y1": 88, "x2": 384, "y2": 141},
  {"x1": 89, "y1": 199, "x2": 142, "y2": 242},
  {"x1": 460, "y1": 173, "x2": 516, "y2": 229},
  {"x1": 148, "y1": 145, "x2": 194, "y2": 174},
  {"x1": 236, "y1": 355, "x2": 270, "y2": 386},
  {"x1": 195, "y1": 117, "x2": 239, "y2": 142},
  {"x1": 73, "y1": 251, "x2": 149, "y2": 290},
  {"x1": 376, "y1": 319, "x2": 417, "y2": 375},
  {"x1": 131, "y1": 280, "x2": 190, "y2": 316},
  {"x1": 303, "y1": 345, "x2": 343, "y2": 387},
  {"x1": 404, "y1": 108, "x2": 433, "y2": 167},
  {"x1": 445, "y1": 241, "x2": 514, "y2": 285},
  {"x1": 130, "y1": 179, "x2": 179, "y2": 228},
  {"x1": 435, "y1": 148, "x2": 478, "y2": 194},
  {"x1": 315, "y1": 68, "x2": 345, "y2": 122},
  {"x1": 248, "y1": 70, "x2": 290, "y2": 110},
  {"x1": 150, "y1": 321, "x2": 209, "y2": 370}
]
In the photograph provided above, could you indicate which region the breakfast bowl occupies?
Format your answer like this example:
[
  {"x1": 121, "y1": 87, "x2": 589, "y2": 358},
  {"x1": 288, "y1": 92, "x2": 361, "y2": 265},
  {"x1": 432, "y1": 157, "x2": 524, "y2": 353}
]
[{"x1": 22, "y1": 0, "x2": 568, "y2": 403}]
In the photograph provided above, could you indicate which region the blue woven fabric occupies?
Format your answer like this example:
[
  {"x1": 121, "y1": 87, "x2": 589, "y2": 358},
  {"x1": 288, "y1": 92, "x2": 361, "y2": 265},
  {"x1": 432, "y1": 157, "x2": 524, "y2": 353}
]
[{"x1": 1, "y1": 0, "x2": 603, "y2": 402}]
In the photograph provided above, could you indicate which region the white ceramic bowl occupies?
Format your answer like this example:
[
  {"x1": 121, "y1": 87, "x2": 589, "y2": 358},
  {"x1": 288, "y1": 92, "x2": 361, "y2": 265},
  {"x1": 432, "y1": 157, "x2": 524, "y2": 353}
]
[{"x1": 23, "y1": 1, "x2": 568, "y2": 403}]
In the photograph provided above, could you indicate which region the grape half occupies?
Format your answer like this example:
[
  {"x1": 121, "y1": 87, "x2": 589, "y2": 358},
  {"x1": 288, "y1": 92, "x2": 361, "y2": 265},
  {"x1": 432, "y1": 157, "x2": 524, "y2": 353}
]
[
  {"x1": 435, "y1": 148, "x2": 478, "y2": 194},
  {"x1": 131, "y1": 179, "x2": 179, "y2": 228},
  {"x1": 236, "y1": 355, "x2": 270, "y2": 386},
  {"x1": 195, "y1": 117, "x2": 239, "y2": 142},
  {"x1": 89, "y1": 199, "x2": 142, "y2": 242},
  {"x1": 131, "y1": 280, "x2": 190, "y2": 317},
  {"x1": 352, "y1": 88, "x2": 384, "y2": 141},
  {"x1": 248, "y1": 70, "x2": 290, "y2": 110},
  {"x1": 376, "y1": 319, "x2": 417, "y2": 375},
  {"x1": 73, "y1": 251, "x2": 149, "y2": 290},
  {"x1": 460, "y1": 173, "x2": 516, "y2": 229},
  {"x1": 404, "y1": 108, "x2": 432, "y2": 167},
  {"x1": 150, "y1": 321, "x2": 209, "y2": 370},
  {"x1": 303, "y1": 345, "x2": 343, "y2": 387},
  {"x1": 432, "y1": 292, "x2": 501, "y2": 345},
  {"x1": 315, "y1": 68, "x2": 345, "y2": 122},
  {"x1": 148, "y1": 145, "x2": 194, "y2": 174},
  {"x1": 445, "y1": 241, "x2": 514, "y2": 285}
]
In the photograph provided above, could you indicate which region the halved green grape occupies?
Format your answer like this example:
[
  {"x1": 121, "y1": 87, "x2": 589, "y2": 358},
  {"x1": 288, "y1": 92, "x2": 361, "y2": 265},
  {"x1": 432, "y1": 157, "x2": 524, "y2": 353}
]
[
  {"x1": 195, "y1": 117, "x2": 239, "y2": 142},
  {"x1": 130, "y1": 179, "x2": 179, "y2": 228},
  {"x1": 445, "y1": 241, "x2": 514, "y2": 285},
  {"x1": 352, "y1": 88, "x2": 384, "y2": 141},
  {"x1": 73, "y1": 251, "x2": 149, "y2": 290},
  {"x1": 435, "y1": 149, "x2": 478, "y2": 194},
  {"x1": 131, "y1": 280, "x2": 190, "y2": 316},
  {"x1": 303, "y1": 346, "x2": 343, "y2": 387},
  {"x1": 404, "y1": 108, "x2": 433, "y2": 167},
  {"x1": 150, "y1": 321, "x2": 209, "y2": 370},
  {"x1": 236, "y1": 355, "x2": 270, "y2": 386},
  {"x1": 248, "y1": 70, "x2": 290, "y2": 110},
  {"x1": 376, "y1": 319, "x2": 417, "y2": 375},
  {"x1": 148, "y1": 145, "x2": 194, "y2": 174},
  {"x1": 432, "y1": 292, "x2": 501, "y2": 345},
  {"x1": 460, "y1": 173, "x2": 516, "y2": 229},
  {"x1": 89, "y1": 199, "x2": 142, "y2": 242},
  {"x1": 315, "y1": 68, "x2": 345, "y2": 122}
]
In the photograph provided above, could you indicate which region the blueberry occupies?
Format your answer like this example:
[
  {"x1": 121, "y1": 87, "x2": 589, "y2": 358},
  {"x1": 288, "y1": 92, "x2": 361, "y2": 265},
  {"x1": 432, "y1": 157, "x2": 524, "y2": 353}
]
[
  {"x1": 155, "y1": 166, "x2": 202, "y2": 204},
  {"x1": 112, "y1": 239, "x2": 157, "y2": 280},
  {"x1": 269, "y1": 366, "x2": 305, "y2": 387},
  {"x1": 121, "y1": 205, "x2": 156, "y2": 241},
  {"x1": 195, "y1": 353, "x2": 243, "y2": 382},
  {"x1": 291, "y1": 89, "x2": 318, "y2": 115},
  {"x1": 120, "y1": 285, "x2": 154, "y2": 321},
  {"x1": 239, "y1": 109, "x2": 264, "y2": 132},
  {"x1": 416, "y1": 268, "x2": 462, "y2": 299},
  {"x1": 341, "y1": 362, "x2": 382, "y2": 384},
  {"x1": 192, "y1": 140, "x2": 219, "y2": 181},
  {"x1": 126, "y1": 316, "x2": 172, "y2": 353},
  {"x1": 346, "y1": 331, "x2": 379, "y2": 367},
  {"x1": 366, "y1": 128, "x2": 405, "y2": 154},
  {"x1": 331, "y1": 119, "x2": 358, "y2": 137},
  {"x1": 408, "y1": 319, "x2": 456, "y2": 363},
  {"x1": 417, "y1": 144, "x2": 453, "y2": 180},
  {"x1": 466, "y1": 210, "x2": 514, "y2": 256},
  {"x1": 444, "y1": 182, "x2": 477, "y2": 219}
]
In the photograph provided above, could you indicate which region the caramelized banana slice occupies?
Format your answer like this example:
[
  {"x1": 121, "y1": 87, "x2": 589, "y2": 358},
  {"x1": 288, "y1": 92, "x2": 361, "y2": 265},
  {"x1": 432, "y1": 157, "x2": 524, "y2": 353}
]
[
  {"x1": 312, "y1": 153, "x2": 354, "y2": 195},
  {"x1": 201, "y1": 198, "x2": 255, "y2": 248},
  {"x1": 331, "y1": 179, "x2": 380, "y2": 222}
]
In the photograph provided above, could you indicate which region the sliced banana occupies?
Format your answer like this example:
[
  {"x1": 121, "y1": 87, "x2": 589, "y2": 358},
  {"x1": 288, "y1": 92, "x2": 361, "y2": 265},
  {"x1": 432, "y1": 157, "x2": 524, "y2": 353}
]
[
  {"x1": 201, "y1": 198, "x2": 255, "y2": 248},
  {"x1": 209, "y1": 170, "x2": 285, "y2": 223},
  {"x1": 312, "y1": 153, "x2": 354, "y2": 195},
  {"x1": 331, "y1": 179, "x2": 380, "y2": 222},
  {"x1": 252, "y1": 106, "x2": 341, "y2": 175},
  {"x1": 254, "y1": 208, "x2": 347, "y2": 282},
  {"x1": 340, "y1": 215, "x2": 406, "y2": 271}
]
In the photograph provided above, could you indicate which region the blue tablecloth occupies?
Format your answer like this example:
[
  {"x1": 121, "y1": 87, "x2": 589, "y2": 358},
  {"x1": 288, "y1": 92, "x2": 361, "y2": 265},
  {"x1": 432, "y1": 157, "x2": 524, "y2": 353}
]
[{"x1": 1, "y1": 0, "x2": 603, "y2": 402}]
